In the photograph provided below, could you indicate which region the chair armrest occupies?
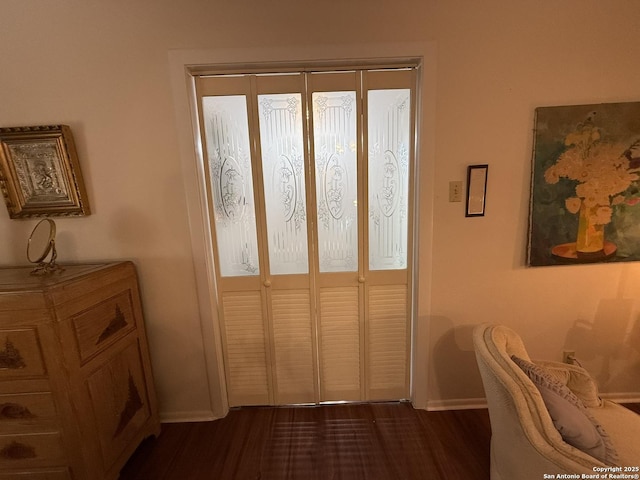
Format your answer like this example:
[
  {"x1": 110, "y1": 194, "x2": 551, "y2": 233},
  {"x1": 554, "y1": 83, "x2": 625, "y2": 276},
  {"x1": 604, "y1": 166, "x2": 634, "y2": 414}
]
[{"x1": 534, "y1": 360, "x2": 602, "y2": 408}]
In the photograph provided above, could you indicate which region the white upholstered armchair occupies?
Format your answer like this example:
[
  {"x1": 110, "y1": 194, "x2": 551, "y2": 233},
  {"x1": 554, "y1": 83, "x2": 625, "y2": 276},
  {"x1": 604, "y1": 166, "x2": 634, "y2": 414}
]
[{"x1": 473, "y1": 324, "x2": 640, "y2": 480}]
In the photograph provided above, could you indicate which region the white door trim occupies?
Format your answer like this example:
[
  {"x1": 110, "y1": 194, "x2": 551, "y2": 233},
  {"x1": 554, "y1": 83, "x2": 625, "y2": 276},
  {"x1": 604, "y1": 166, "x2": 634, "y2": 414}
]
[{"x1": 168, "y1": 42, "x2": 437, "y2": 419}]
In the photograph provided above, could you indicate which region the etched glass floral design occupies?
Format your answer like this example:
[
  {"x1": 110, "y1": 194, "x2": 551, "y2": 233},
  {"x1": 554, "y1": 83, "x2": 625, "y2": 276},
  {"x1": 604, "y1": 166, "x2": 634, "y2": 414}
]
[
  {"x1": 313, "y1": 91, "x2": 358, "y2": 272},
  {"x1": 258, "y1": 93, "x2": 309, "y2": 275},
  {"x1": 202, "y1": 95, "x2": 260, "y2": 276},
  {"x1": 368, "y1": 89, "x2": 410, "y2": 270}
]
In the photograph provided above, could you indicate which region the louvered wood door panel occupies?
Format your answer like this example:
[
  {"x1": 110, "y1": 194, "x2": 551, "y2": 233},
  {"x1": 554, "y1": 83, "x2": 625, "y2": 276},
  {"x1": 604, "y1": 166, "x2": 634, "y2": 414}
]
[
  {"x1": 318, "y1": 287, "x2": 362, "y2": 402},
  {"x1": 221, "y1": 292, "x2": 271, "y2": 406},
  {"x1": 366, "y1": 285, "x2": 409, "y2": 400},
  {"x1": 270, "y1": 290, "x2": 316, "y2": 404}
]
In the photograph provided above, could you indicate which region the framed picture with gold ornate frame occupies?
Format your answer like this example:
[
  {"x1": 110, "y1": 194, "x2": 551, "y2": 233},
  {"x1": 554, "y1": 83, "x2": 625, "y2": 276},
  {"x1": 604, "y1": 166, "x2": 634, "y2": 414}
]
[{"x1": 0, "y1": 125, "x2": 90, "y2": 218}]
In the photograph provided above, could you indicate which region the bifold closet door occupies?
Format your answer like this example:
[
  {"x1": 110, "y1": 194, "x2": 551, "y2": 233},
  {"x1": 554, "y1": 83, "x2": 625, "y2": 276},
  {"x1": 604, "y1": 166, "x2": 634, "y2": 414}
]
[
  {"x1": 197, "y1": 74, "x2": 318, "y2": 406},
  {"x1": 363, "y1": 69, "x2": 415, "y2": 401},
  {"x1": 308, "y1": 71, "x2": 364, "y2": 402},
  {"x1": 253, "y1": 74, "x2": 318, "y2": 406},
  {"x1": 197, "y1": 67, "x2": 415, "y2": 407},
  {"x1": 308, "y1": 69, "x2": 415, "y2": 403}
]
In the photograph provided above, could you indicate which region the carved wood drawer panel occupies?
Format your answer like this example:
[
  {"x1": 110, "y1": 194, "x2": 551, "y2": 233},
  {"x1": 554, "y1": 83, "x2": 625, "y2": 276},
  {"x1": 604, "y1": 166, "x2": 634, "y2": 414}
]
[
  {"x1": 0, "y1": 432, "x2": 65, "y2": 469},
  {"x1": 0, "y1": 392, "x2": 57, "y2": 429},
  {"x1": 0, "y1": 329, "x2": 46, "y2": 380},
  {"x1": 87, "y1": 340, "x2": 150, "y2": 471},
  {"x1": 71, "y1": 290, "x2": 136, "y2": 364}
]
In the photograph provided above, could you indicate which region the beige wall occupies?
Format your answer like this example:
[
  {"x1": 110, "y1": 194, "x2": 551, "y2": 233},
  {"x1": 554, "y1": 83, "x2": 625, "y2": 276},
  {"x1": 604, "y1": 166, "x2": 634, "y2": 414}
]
[{"x1": 1, "y1": 0, "x2": 638, "y2": 419}]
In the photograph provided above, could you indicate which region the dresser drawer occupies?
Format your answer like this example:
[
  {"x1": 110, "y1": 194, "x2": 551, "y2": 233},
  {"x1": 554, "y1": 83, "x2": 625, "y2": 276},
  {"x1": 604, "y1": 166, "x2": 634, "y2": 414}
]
[
  {"x1": 0, "y1": 432, "x2": 65, "y2": 469},
  {"x1": 0, "y1": 262, "x2": 159, "y2": 479},
  {"x1": 0, "y1": 392, "x2": 58, "y2": 429},
  {"x1": 71, "y1": 290, "x2": 136, "y2": 364},
  {"x1": 0, "y1": 329, "x2": 46, "y2": 380}
]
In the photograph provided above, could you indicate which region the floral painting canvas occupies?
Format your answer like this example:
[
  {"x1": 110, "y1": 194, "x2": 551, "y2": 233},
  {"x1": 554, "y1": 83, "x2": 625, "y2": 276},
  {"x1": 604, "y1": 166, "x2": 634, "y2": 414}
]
[{"x1": 528, "y1": 102, "x2": 640, "y2": 266}]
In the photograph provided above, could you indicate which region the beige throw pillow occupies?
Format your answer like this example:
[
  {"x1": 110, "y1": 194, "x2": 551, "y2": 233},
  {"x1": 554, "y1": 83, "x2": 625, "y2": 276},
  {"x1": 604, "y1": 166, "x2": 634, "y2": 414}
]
[
  {"x1": 511, "y1": 355, "x2": 618, "y2": 466},
  {"x1": 537, "y1": 360, "x2": 603, "y2": 408}
]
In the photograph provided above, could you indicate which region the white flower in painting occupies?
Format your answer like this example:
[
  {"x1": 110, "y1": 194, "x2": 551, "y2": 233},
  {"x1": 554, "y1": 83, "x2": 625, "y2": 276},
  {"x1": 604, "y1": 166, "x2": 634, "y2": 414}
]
[
  {"x1": 565, "y1": 197, "x2": 582, "y2": 214},
  {"x1": 594, "y1": 205, "x2": 613, "y2": 225},
  {"x1": 575, "y1": 182, "x2": 614, "y2": 208},
  {"x1": 612, "y1": 195, "x2": 626, "y2": 205},
  {"x1": 544, "y1": 167, "x2": 560, "y2": 184},
  {"x1": 544, "y1": 121, "x2": 640, "y2": 226},
  {"x1": 564, "y1": 122, "x2": 601, "y2": 148}
]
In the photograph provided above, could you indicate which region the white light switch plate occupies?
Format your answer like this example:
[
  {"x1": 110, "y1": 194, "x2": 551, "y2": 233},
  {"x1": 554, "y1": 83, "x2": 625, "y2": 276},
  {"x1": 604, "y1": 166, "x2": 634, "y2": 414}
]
[{"x1": 449, "y1": 181, "x2": 463, "y2": 202}]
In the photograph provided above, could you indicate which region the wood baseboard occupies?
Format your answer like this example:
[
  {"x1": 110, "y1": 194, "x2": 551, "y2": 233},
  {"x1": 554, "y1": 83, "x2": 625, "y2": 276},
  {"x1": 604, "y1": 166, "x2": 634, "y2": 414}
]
[
  {"x1": 600, "y1": 392, "x2": 640, "y2": 403},
  {"x1": 423, "y1": 398, "x2": 488, "y2": 411},
  {"x1": 421, "y1": 392, "x2": 640, "y2": 412},
  {"x1": 159, "y1": 410, "x2": 219, "y2": 423}
]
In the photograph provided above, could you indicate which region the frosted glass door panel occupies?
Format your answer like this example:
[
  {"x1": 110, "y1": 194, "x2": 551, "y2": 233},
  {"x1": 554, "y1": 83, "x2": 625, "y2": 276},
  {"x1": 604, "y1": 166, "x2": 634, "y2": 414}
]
[
  {"x1": 202, "y1": 95, "x2": 260, "y2": 277},
  {"x1": 258, "y1": 93, "x2": 309, "y2": 275},
  {"x1": 312, "y1": 91, "x2": 358, "y2": 273},
  {"x1": 368, "y1": 89, "x2": 411, "y2": 271}
]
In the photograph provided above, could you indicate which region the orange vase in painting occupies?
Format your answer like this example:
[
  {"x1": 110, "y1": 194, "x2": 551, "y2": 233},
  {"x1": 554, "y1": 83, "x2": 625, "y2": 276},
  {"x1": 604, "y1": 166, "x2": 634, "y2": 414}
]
[{"x1": 575, "y1": 202, "x2": 605, "y2": 256}]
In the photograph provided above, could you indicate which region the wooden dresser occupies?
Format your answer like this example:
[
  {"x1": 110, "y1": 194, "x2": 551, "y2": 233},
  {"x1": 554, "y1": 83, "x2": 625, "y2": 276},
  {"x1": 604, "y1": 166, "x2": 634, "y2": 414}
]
[{"x1": 0, "y1": 262, "x2": 160, "y2": 480}]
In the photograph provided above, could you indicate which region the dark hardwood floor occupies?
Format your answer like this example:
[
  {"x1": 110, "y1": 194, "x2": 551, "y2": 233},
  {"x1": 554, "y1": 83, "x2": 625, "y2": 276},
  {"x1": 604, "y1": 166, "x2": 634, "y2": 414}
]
[
  {"x1": 119, "y1": 402, "x2": 491, "y2": 480},
  {"x1": 119, "y1": 402, "x2": 640, "y2": 480}
]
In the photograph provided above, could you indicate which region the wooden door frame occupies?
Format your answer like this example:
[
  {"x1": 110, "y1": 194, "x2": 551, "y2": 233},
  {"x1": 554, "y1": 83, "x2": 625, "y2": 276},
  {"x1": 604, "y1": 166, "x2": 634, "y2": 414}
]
[{"x1": 168, "y1": 43, "x2": 437, "y2": 421}]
